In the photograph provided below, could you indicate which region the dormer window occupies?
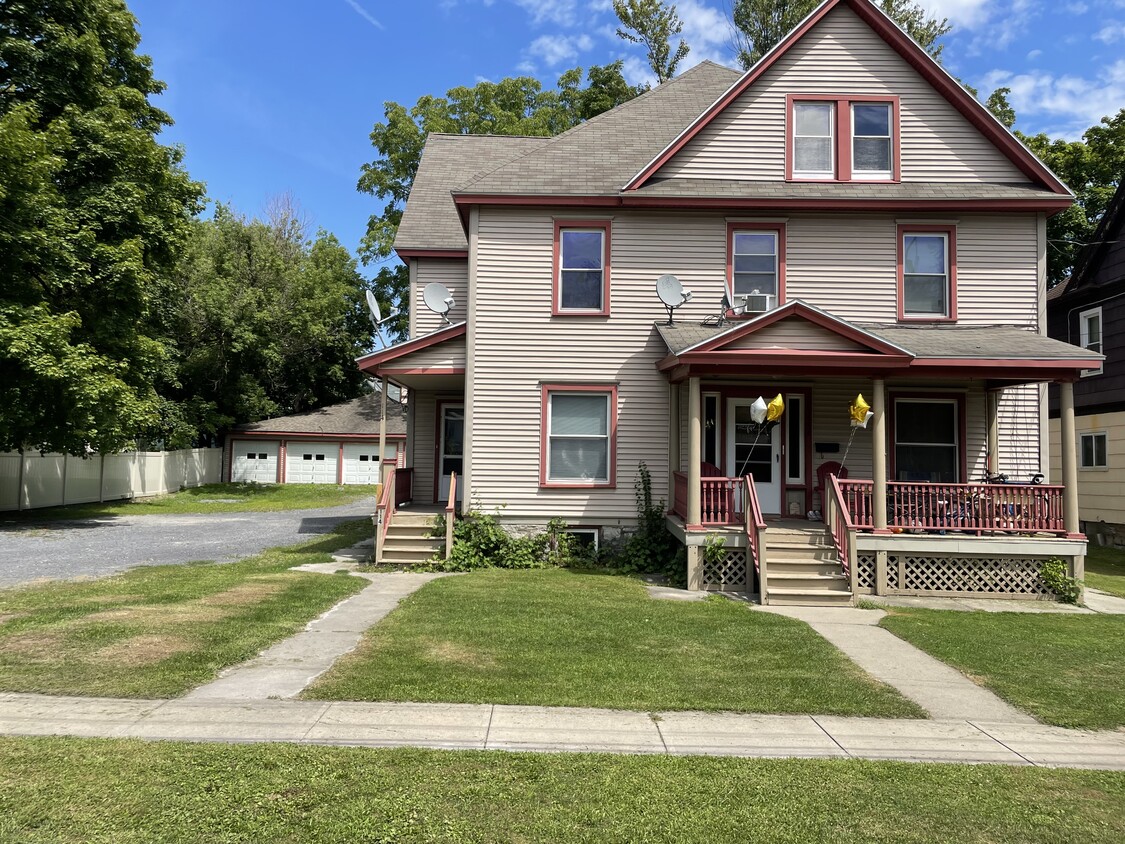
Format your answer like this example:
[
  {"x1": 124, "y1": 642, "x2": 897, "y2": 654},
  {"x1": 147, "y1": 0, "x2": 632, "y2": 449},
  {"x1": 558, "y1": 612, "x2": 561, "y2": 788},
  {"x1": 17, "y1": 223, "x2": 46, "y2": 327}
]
[{"x1": 788, "y1": 95, "x2": 899, "y2": 182}]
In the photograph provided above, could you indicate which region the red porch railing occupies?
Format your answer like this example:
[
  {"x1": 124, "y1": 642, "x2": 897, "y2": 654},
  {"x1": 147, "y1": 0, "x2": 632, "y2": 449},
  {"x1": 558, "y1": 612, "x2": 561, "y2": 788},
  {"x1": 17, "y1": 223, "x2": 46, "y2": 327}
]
[
  {"x1": 395, "y1": 467, "x2": 413, "y2": 508},
  {"x1": 671, "y1": 472, "x2": 746, "y2": 525},
  {"x1": 825, "y1": 475, "x2": 858, "y2": 591},
  {"x1": 836, "y1": 478, "x2": 1067, "y2": 536},
  {"x1": 444, "y1": 471, "x2": 456, "y2": 560},
  {"x1": 375, "y1": 467, "x2": 397, "y2": 563},
  {"x1": 743, "y1": 475, "x2": 767, "y2": 582}
]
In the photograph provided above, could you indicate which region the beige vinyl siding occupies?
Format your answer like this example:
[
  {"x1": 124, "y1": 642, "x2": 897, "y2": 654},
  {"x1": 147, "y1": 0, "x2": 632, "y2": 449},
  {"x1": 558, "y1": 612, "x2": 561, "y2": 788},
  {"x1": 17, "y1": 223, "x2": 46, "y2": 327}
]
[
  {"x1": 785, "y1": 212, "x2": 1038, "y2": 326},
  {"x1": 387, "y1": 337, "x2": 466, "y2": 371},
  {"x1": 726, "y1": 318, "x2": 866, "y2": 351},
  {"x1": 1049, "y1": 410, "x2": 1125, "y2": 525},
  {"x1": 996, "y1": 385, "x2": 1044, "y2": 481},
  {"x1": 410, "y1": 391, "x2": 438, "y2": 506},
  {"x1": 657, "y1": 5, "x2": 1026, "y2": 184},
  {"x1": 414, "y1": 258, "x2": 468, "y2": 337}
]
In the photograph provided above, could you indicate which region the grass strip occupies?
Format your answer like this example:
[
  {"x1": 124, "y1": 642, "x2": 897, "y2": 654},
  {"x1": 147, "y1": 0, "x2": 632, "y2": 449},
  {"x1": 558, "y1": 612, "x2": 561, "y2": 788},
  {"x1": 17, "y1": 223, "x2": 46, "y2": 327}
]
[
  {"x1": 306, "y1": 568, "x2": 924, "y2": 718},
  {"x1": 1, "y1": 482, "x2": 379, "y2": 520},
  {"x1": 0, "y1": 520, "x2": 370, "y2": 697},
  {"x1": 1, "y1": 737, "x2": 1123, "y2": 843},
  {"x1": 1085, "y1": 544, "x2": 1125, "y2": 599},
  {"x1": 880, "y1": 608, "x2": 1125, "y2": 729}
]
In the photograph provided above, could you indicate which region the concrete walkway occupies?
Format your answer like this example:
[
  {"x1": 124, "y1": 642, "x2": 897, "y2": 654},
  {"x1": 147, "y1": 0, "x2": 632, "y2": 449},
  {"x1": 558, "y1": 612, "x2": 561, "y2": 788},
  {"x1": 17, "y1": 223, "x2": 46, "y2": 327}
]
[
  {"x1": 3, "y1": 693, "x2": 1124, "y2": 769},
  {"x1": 758, "y1": 605, "x2": 1037, "y2": 723},
  {"x1": 185, "y1": 561, "x2": 446, "y2": 701}
]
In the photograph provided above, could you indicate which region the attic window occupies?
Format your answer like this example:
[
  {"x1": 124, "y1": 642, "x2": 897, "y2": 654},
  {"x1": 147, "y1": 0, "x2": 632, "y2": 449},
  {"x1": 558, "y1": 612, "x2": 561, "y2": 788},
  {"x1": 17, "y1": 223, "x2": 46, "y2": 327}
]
[
  {"x1": 788, "y1": 95, "x2": 899, "y2": 182},
  {"x1": 793, "y1": 103, "x2": 834, "y2": 179}
]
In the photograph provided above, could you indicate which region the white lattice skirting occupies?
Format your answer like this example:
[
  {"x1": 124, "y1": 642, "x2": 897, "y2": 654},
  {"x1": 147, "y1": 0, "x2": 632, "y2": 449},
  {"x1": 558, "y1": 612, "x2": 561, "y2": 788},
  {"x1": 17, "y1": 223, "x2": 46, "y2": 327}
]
[
  {"x1": 854, "y1": 553, "x2": 1053, "y2": 597},
  {"x1": 702, "y1": 549, "x2": 748, "y2": 591}
]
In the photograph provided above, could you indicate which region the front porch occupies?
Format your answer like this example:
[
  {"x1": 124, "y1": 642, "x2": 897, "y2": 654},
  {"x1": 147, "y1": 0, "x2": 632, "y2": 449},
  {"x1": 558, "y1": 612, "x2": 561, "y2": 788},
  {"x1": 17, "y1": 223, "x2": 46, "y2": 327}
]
[{"x1": 658, "y1": 302, "x2": 1097, "y2": 604}]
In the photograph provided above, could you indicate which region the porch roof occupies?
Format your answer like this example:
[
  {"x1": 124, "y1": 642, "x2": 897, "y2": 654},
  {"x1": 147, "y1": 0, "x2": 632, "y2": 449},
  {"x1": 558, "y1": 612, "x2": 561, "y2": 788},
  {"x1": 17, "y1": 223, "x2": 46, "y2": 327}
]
[
  {"x1": 655, "y1": 301, "x2": 1103, "y2": 384},
  {"x1": 355, "y1": 322, "x2": 467, "y2": 391}
]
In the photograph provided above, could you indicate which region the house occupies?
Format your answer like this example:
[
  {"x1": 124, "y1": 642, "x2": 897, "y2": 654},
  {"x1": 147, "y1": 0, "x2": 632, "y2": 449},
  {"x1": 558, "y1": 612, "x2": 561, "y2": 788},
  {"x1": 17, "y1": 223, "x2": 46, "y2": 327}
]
[
  {"x1": 1048, "y1": 179, "x2": 1125, "y2": 542},
  {"x1": 225, "y1": 393, "x2": 406, "y2": 485},
  {"x1": 357, "y1": 0, "x2": 1101, "y2": 603}
]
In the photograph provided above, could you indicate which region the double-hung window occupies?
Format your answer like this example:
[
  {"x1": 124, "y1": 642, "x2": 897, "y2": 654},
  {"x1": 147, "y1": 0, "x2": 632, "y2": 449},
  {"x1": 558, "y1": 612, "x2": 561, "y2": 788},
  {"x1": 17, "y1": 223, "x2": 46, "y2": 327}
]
[
  {"x1": 1080, "y1": 432, "x2": 1107, "y2": 469},
  {"x1": 894, "y1": 398, "x2": 960, "y2": 483},
  {"x1": 1079, "y1": 307, "x2": 1102, "y2": 353},
  {"x1": 554, "y1": 220, "x2": 610, "y2": 315},
  {"x1": 727, "y1": 223, "x2": 785, "y2": 313},
  {"x1": 789, "y1": 96, "x2": 898, "y2": 181},
  {"x1": 898, "y1": 226, "x2": 956, "y2": 320},
  {"x1": 541, "y1": 385, "x2": 617, "y2": 487}
]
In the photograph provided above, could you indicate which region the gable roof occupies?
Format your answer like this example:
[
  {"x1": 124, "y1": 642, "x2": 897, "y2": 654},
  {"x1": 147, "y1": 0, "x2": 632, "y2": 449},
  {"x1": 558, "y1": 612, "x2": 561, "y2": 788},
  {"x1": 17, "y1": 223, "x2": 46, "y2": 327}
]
[
  {"x1": 233, "y1": 394, "x2": 406, "y2": 436},
  {"x1": 394, "y1": 134, "x2": 549, "y2": 256},
  {"x1": 355, "y1": 321, "x2": 467, "y2": 375},
  {"x1": 1059, "y1": 178, "x2": 1125, "y2": 298},
  {"x1": 452, "y1": 61, "x2": 741, "y2": 198},
  {"x1": 625, "y1": 0, "x2": 1070, "y2": 196}
]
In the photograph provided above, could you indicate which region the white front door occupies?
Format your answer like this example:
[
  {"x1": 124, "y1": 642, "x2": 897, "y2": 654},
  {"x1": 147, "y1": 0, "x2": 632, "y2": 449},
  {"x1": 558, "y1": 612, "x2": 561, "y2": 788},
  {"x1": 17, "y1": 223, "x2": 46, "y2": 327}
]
[
  {"x1": 438, "y1": 404, "x2": 464, "y2": 504},
  {"x1": 726, "y1": 399, "x2": 782, "y2": 515}
]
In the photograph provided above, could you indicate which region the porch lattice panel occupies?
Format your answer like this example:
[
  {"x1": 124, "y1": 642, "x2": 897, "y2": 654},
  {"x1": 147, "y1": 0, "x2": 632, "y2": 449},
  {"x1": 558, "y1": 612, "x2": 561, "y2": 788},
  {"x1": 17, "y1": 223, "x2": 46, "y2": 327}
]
[
  {"x1": 856, "y1": 554, "x2": 876, "y2": 592},
  {"x1": 703, "y1": 549, "x2": 748, "y2": 591},
  {"x1": 888, "y1": 556, "x2": 1050, "y2": 596}
]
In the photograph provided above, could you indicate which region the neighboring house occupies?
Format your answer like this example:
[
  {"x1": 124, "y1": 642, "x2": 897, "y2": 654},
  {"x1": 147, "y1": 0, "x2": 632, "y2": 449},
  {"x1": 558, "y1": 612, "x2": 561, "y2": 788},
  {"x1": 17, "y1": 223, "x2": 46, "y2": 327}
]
[
  {"x1": 1048, "y1": 179, "x2": 1125, "y2": 539},
  {"x1": 225, "y1": 393, "x2": 406, "y2": 485},
  {"x1": 358, "y1": 0, "x2": 1100, "y2": 603}
]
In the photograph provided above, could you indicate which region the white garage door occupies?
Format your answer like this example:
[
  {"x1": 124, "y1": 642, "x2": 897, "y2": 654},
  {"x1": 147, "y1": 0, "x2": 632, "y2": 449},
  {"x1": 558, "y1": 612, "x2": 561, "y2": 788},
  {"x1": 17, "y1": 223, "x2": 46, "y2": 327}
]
[
  {"x1": 231, "y1": 441, "x2": 279, "y2": 483},
  {"x1": 341, "y1": 444, "x2": 396, "y2": 485},
  {"x1": 286, "y1": 441, "x2": 338, "y2": 484}
]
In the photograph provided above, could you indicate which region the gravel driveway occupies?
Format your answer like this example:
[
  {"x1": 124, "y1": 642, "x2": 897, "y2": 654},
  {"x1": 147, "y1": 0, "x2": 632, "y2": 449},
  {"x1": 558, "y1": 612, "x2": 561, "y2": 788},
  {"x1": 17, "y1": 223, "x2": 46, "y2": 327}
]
[{"x1": 0, "y1": 497, "x2": 377, "y2": 588}]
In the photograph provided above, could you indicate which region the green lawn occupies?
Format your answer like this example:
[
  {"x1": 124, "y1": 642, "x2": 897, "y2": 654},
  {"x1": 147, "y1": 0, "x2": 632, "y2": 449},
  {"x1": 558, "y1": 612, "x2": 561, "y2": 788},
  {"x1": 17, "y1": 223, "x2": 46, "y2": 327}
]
[
  {"x1": 1, "y1": 738, "x2": 1123, "y2": 843},
  {"x1": 1086, "y1": 544, "x2": 1125, "y2": 598},
  {"x1": 306, "y1": 568, "x2": 924, "y2": 718},
  {"x1": 0, "y1": 520, "x2": 369, "y2": 698},
  {"x1": 0, "y1": 482, "x2": 379, "y2": 520},
  {"x1": 880, "y1": 609, "x2": 1125, "y2": 729}
]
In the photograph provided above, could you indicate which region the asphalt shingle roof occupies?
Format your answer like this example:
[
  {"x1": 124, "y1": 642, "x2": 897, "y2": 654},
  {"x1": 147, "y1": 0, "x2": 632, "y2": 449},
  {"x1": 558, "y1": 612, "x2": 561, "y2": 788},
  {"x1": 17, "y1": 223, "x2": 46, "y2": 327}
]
[
  {"x1": 655, "y1": 316, "x2": 1102, "y2": 362},
  {"x1": 631, "y1": 179, "x2": 1064, "y2": 202},
  {"x1": 234, "y1": 394, "x2": 407, "y2": 436},
  {"x1": 455, "y1": 62, "x2": 742, "y2": 197},
  {"x1": 394, "y1": 134, "x2": 550, "y2": 252}
]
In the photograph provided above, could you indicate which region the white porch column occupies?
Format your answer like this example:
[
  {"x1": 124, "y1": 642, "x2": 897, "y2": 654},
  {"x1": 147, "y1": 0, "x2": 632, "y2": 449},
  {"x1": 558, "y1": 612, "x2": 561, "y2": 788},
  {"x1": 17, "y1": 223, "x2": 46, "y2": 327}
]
[
  {"x1": 987, "y1": 390, "x2": 1001, "y2": 475},
  {"x1": 668, "y1": 382, "x2": 680, "y2": 500},
  {"x1": 872, "y1": 377, "x2": 888, "y2": 533},
  {"x1": 687, "y1": 376, "x2": 702, "y2": 527},
  {"x1": 1059, "y1": 381, "x2": 1081, "y2": 537},
  {"x1": 378, "y1": 377, "x2": 388, "y2": 485}
]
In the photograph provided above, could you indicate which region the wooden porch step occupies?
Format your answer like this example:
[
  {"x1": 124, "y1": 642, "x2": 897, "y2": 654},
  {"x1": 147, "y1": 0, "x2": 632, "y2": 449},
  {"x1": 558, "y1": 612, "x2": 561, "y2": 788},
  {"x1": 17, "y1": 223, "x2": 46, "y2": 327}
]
[
  {"x1": 768, "y1": 544, "x2": 837, "y2": 561},
  {"x1": 767, "y1": 588, "x2": 854, "y2": 607},
  {"x1": 379, "y1": 544, "x2": 443, "y2": 564},
  {"x1": 391, "y1": 512, "x2": 441, "y2": 528},
  {"x1": 768, "y1": 572, "x2": 849, "y2": 588},
  {"x1": 769, "y1": 560, "x2": 845, "y2": 576}
]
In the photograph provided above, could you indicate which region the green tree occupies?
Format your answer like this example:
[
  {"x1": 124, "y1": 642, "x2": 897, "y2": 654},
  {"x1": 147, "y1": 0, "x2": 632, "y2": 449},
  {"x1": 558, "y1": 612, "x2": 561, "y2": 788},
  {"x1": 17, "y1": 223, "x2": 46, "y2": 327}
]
[
  {"x1": 359, "y1": 65, "x2": 644, "y2": 340},
  {"x1": 731, "y1": 0, "x2": 950, "y2": 69},
  {"x1": 1018, "y1": 110, "x2": 1125, "y2": 284},
  {"x1": 152, "y1": 204, "x2": 373, "y2": 447},
  {"x1": 0, "y1": 0, "x2": 203, "y2": 455},
  {"x1": 613, "y1": 0, "x2": 691, "y2": 83}
]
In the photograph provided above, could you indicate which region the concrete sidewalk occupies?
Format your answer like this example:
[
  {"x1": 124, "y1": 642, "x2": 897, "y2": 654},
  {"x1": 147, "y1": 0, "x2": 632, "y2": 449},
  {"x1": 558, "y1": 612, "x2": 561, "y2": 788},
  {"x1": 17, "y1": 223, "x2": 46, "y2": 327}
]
[
  {"x1": 3, "y1": 692, "x2": 1124, "y2": 769},
  {"x1": 758, "y1": 605, "x2": 1036, "y2": 723}
]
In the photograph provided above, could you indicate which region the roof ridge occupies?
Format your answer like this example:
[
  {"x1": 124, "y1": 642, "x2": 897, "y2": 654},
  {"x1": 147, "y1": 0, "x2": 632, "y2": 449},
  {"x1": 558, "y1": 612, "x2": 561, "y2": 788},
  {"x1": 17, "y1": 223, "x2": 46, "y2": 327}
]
[
  {"x1": 453, "y1": 61, "x2": 741, "y2": 194},
  {"x1": 426, "y1": 132, "x2": 554, "y2": 141}
]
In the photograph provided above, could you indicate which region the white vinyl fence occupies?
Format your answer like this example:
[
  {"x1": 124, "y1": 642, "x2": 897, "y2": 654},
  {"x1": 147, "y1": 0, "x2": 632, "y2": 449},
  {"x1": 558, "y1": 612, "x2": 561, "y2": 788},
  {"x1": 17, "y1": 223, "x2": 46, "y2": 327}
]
[{"x1": 0, "y1": 448, "x2": 223, "y2": 511}]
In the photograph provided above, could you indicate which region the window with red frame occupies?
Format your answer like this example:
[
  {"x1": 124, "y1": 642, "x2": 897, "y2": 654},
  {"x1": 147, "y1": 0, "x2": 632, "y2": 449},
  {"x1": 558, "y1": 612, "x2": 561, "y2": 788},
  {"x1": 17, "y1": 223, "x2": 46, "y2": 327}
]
[{"x1": 790, "y1": 97, "x2": 897, "y2": 181}]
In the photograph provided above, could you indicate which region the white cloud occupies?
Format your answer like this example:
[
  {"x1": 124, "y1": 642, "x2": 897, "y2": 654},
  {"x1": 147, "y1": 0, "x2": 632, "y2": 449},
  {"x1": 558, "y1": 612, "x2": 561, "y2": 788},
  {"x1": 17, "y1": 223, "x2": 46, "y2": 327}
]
[
  {"x1": 980, "y1": 59, "x2": 1125, "y2": 138},
  {"x1": 512, "y1": 0, "x2": 580, "y2": 26},
  {"x1": 619, "y1": 54, "x2": 656, "y2": 88},
  {"x1": 677, "y1": 0, "x2": 733, "y2": 66},
  {"x1": 1095, "y1": 21, "x2": 1125, "y2": 43},
  {"x1": 341, "y1": 0, "x2": 384, "y2": 30},
  {"x1": 524, "y1": 32, "x2": 594, "y2": 67},
  {"x1": 1025, "y1": 48, "x2": 1042, "y2": 59},
  {"x1": 1064, "y1": 2, "x2": 1089, "y2": 12},
  {"x1": 917, "y1": 0, "x2": 998, "y2": 28}
]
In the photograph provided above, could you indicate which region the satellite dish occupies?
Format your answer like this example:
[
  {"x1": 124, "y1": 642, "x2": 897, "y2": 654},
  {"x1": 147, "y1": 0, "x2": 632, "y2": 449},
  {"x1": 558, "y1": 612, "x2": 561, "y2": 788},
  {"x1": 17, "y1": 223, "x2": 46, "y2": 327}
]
[
  {"x1": 655, "y1": 274, "x2": 692, "y2": 325},
  {"x1": 423, "y1": 282, "x2": 455, "y2": 324},
  {"x1": 363, "y1": 289, "x2": 399, "y2": 349}
]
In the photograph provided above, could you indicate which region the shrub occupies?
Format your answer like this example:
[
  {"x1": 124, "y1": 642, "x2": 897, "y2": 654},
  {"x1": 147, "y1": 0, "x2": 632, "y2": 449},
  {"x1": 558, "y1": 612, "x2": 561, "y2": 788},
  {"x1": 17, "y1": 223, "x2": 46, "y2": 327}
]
[
  {"x1": 435, "y1": 512, "x2": 579, "y2": 572},
  {"x1": 1040, "y1": 558, "x2": 1082, "y2": 604}
]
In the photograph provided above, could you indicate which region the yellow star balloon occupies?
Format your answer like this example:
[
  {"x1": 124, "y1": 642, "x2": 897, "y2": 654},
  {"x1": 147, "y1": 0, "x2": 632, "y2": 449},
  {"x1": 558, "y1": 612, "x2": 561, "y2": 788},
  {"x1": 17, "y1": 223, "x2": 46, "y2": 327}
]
[{"x1": 766, "y1": 393, "x2": 784, "y2": 422}]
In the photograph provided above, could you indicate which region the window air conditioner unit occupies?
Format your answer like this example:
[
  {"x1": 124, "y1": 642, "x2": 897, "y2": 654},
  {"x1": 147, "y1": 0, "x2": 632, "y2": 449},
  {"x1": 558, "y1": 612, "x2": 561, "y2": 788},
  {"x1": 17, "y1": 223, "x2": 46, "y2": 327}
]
[{"x1": 741, "y1": 293, "x2": 773, "y2": 314}]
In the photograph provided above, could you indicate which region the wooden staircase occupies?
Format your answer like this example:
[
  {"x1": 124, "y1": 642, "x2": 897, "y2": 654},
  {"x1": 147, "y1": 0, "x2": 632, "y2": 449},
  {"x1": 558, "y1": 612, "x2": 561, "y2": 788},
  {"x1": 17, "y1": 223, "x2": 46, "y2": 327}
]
[
  {"x1": 379, "y1": 511, "x2": 444, "y2": 565},
  {"x1": 765, "y1": 524, "x2": 853, "y2": 606}
]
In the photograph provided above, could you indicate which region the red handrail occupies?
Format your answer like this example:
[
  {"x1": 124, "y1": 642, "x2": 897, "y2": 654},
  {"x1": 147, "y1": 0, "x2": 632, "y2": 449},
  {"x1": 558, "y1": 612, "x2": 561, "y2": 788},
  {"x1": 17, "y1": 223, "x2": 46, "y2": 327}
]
[
  {"x1": 826, "y1": 474, "x2": 857, "y2": 578},
  {"x1": 444, "y1": 470, "x2": 456, "y2": 559},
  {"x1": 743, "y1": 475, "x2": 767, "y2": 577},
  {"x1": 376, "y1": 467, "x2": 396, "y2": 560}
]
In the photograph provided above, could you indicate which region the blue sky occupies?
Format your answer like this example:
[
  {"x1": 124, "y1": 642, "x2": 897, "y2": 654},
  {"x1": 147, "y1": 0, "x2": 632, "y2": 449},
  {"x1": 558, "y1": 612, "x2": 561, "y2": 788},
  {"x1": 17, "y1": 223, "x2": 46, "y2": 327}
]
[{"x1": 131, "y1": 0, "x2": 1125, "y2": 278}]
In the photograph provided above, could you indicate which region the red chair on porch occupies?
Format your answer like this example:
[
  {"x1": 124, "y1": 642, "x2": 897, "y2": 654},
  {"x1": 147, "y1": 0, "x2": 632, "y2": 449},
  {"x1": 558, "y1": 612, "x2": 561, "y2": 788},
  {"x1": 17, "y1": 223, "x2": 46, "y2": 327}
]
[
  {"x1": 815, "y1": 462, "x2": 847, "y2": 513},
  {"x1": 701, "y1": 461, "x2": 723, "y2": 477}
]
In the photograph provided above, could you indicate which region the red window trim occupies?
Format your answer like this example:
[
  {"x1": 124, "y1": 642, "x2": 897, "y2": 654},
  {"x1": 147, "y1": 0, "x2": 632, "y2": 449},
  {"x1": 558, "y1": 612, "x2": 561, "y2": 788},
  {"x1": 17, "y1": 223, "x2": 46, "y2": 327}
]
[
  {"x1": 725, "y1": 222, "x2": 787, "y2": 317},
  {"x1": 786, "y1": 94, "x2": 900, "y2": 183},
  {"x1": 552, "y1": 219, "x2": 611, "y2": 316},
  {"x1": 897, "y1": 224, "x2": 957, "y2": 322},
  {"x1": 539, "y1": 384, "x2": 618, "y2": 489},
  {"x1": 888, "y1": 392, "x2": 968, "y2": 484}
]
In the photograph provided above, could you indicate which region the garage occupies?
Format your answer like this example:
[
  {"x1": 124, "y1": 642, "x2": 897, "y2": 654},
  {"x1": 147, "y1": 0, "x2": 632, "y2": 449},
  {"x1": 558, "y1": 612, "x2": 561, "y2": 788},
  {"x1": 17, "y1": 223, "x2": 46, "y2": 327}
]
[
  {"x1": 227, "y1": 394, "x2": 406, "y2": 485},
  {"x1": 285, "y1": 441, "x2": 339, "y2": 484},
  {"x1": 231, "y1": 441, "x2": 279, "y2": 483}
]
